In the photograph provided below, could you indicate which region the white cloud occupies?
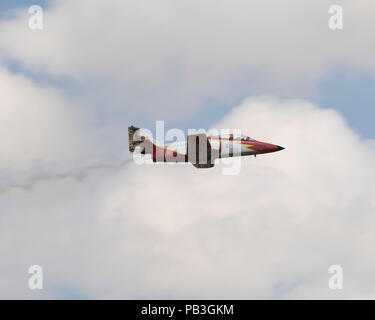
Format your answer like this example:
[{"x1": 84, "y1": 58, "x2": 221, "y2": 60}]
[
  {"x1": 1, "y1": 97, "x2": 374, "y2": 299},
  {"x1": 0, "y1": 0, "x2": 374, "y2": 300},
  {"x1": 0, "y1": 66, "x2": 102, "y2": 190},
  {"x1": 1, "y1": 0, "x2": 375, "y2": 118}
]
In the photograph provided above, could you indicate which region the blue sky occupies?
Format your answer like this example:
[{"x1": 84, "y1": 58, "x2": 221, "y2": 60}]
[
  {"x1": 1, "y1": 0, "x2": 374, "y2": 141},
  {"x1": 1, "y1": 0, "x2": 375, "y2": 300},
  {"x1": 0, "y1": 0, "x2": 51, "y2": 12},
  {"x1": 2, "y1": 1, "x2": 373, "y2": 140},
  {"x1": 178, "y1": 67, "x2": 375, "y2": 140},
  {"x1": 317, "y1": 67, "x2": 375, "y2": 139}
]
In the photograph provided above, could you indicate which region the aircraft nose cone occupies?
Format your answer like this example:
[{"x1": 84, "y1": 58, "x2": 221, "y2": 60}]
[{"x1": 277, "y1": 146, "x2": 285, "y2": 151}]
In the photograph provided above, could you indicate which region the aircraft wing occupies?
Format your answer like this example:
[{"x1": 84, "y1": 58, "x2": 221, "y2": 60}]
[{"x1": 187, "y1": 133, "x2": 214, "y2": 168}]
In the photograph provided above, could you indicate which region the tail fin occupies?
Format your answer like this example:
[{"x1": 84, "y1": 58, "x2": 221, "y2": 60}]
[{"x1": 128, "y1": 125, "x2": 140, "y2": 152}]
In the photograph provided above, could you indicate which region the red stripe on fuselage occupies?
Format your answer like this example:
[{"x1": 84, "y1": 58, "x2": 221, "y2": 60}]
[{"x1": 152, "y1": 144, "x2": 187, "y2": 162}]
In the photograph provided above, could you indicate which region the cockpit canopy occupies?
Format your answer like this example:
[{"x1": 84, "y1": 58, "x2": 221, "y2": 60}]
[
  {"x1": 240, "y1": 135, "x2": 257, "y2": 141},
  {"x1": 212, "y1": 134, "x2": 257, "y2": 141}
]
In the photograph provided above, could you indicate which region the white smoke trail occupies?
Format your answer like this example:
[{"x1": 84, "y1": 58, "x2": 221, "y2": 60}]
[{"x1": 0, "y1": 157, "x2": 133, "y2": 194}]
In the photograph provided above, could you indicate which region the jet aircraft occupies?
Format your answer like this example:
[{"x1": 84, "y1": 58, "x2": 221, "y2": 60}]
[{"x1": 128, "y1": 126, "x2": 284, "y2": 168}]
